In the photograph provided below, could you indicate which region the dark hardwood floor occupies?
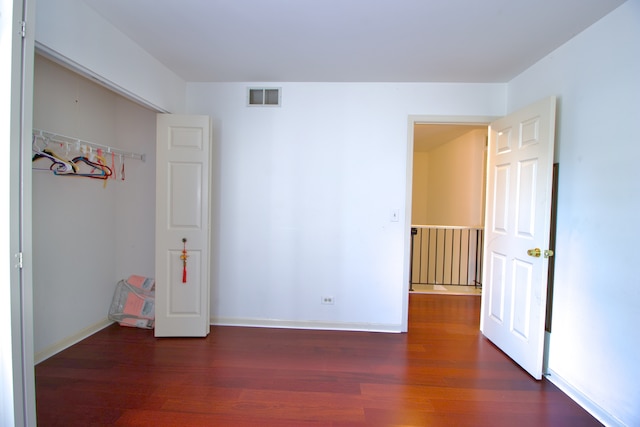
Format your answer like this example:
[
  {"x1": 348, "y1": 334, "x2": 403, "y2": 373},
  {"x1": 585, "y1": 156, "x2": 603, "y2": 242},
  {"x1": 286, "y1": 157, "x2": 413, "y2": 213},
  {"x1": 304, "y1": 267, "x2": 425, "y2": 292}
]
[{"x1": 35, "y1": 294, "x2": 601, "y2": 426}]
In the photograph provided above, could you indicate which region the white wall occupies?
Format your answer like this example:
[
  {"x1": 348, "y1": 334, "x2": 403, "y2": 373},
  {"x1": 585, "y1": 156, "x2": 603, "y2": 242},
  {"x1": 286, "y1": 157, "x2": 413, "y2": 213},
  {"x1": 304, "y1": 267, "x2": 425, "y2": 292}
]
[
  {"x1": 507, "y1": 1, "x2": 640, "y2": 425},
  {"x1": 35, "y1": 0, "x2": 186, "y2": 113},
  {"x1": 32, "y1": 56, "x2": 156, "y2": 361},
  {"x1": 186, "y1": 83, "x2": 505, "y2": 331}
]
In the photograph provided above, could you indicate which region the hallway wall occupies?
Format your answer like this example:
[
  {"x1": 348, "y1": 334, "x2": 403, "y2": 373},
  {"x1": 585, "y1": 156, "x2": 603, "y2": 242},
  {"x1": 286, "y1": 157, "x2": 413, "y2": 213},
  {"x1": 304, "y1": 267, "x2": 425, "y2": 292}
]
[{"x1": 412, "y1": 129, "x2": 486, "y2": 226}]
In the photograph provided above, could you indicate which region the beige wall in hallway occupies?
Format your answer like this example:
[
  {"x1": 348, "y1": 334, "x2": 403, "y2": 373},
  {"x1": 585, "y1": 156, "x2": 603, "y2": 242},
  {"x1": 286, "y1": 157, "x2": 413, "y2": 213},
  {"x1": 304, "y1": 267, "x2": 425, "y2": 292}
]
[{"x1": 412, "y1": 128, "x2": 486, "y2": 226}]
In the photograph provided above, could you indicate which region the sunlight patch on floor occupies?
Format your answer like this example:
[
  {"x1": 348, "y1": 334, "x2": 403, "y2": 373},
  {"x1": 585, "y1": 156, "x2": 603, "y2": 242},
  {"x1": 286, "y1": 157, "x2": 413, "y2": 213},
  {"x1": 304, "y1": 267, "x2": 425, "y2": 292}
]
[{"x1": 410, "y1": 283, "x2": 482, "y2": 296}]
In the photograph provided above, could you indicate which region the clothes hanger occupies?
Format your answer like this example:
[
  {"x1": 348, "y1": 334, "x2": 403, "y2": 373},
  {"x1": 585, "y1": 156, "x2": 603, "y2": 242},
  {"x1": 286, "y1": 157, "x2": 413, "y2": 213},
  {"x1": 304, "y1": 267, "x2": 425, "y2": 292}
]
[
  {"x1": 32, "y1": 135, "x2": 76, "y2": 174},
  {"x1": 61, "y1": 156, "x2": 113, "y2": 179}
]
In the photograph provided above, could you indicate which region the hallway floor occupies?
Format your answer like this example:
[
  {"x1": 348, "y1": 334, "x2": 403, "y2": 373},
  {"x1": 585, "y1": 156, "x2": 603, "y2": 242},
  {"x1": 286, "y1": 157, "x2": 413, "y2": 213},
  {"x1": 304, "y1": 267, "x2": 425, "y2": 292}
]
[{"x1": 410, "y1": 283, "x2": 482, "y2": 295}]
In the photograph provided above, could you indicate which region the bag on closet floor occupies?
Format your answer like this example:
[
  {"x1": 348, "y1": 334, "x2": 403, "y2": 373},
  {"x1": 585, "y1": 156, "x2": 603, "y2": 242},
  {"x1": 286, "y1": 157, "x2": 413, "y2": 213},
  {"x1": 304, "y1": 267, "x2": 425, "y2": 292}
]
[
  {"x1": 125, "y1": 274, "x2": 155, "y2": 294},
  {"x1": 108, "y1": 277, "x2": 155, "y2": 329}
]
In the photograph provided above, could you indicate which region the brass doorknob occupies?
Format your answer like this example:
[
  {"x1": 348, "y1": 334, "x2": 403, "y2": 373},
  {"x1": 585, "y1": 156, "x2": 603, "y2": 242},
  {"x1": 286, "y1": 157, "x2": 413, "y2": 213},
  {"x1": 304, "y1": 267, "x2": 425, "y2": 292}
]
[
  {"x1": 527, "y1": 248, "x2": 554, "y2": 258},
  {"x1": 527, "y1": 248, "x2": 541, "y2": 257}
]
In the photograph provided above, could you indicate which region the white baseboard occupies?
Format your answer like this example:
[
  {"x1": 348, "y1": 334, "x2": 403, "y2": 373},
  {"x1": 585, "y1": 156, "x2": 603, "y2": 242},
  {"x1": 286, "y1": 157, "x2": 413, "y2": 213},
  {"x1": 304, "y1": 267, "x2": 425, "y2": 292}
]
[
  {"x1": 545, "y1": 369, "x2": 624, "y2": 427},
  {"x1": 211, "y1": 317, "x2": 402, "y2": 333},
  {"x1": 34, "y1": 318, "x2": 114, "y2": 364}
]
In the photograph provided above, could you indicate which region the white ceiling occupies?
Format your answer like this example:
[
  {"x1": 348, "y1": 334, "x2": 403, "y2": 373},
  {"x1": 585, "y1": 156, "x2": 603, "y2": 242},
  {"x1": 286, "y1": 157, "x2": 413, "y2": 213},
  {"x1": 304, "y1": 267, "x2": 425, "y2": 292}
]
[{"x1": 83, "y1": 0, "x2": 625, "y2": 83}]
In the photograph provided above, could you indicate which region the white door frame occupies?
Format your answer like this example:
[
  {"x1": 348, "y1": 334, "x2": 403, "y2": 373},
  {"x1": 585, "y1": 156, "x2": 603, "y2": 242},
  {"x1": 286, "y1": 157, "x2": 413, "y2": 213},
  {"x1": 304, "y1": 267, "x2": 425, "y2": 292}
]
[
  {"x1": 401, "y1": 115, "x2": 496, "y2": 332},
  {"x1": 4, "y1": 0, "x2": 36, "y2": 425}
]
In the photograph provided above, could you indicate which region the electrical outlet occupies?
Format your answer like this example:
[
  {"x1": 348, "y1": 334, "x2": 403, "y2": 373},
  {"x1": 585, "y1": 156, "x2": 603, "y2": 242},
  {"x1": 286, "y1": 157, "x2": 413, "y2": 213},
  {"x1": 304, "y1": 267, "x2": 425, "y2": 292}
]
[{"x1": 321, "y1": 296, "x2": 335, "y2": 305}]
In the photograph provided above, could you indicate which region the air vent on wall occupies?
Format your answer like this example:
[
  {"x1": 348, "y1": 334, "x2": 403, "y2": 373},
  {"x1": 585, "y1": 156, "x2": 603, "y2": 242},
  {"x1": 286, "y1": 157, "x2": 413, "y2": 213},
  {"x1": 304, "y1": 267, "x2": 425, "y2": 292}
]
[{"x1": 247, "y1": 87, "x2": 281, "y2": 107}]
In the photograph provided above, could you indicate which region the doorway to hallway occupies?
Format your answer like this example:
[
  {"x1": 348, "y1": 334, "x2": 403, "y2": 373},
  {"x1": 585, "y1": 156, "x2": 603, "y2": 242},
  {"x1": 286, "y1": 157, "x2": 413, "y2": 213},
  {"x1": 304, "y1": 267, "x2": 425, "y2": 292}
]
[{"x1": 408, "y1": 120, "x2": 489, "y2": 296}]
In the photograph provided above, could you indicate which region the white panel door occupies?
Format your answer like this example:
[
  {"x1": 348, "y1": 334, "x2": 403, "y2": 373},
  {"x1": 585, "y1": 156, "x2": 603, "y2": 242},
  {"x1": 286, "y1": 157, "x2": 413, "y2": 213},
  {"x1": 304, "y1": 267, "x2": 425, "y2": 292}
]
[
  {"x1": 155, "y1": 114, "x2": 211, "y2": 337},
  {"x1": 480, "y1": 97, "x2": 556, "y2": 379}
]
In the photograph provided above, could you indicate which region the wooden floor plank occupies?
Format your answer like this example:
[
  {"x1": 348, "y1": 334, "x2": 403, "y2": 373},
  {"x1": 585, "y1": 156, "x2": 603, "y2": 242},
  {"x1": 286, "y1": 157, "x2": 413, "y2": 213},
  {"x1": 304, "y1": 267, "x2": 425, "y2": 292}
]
[{"x1": 35, "y1": 294, "x2": 601, "y2": 426}]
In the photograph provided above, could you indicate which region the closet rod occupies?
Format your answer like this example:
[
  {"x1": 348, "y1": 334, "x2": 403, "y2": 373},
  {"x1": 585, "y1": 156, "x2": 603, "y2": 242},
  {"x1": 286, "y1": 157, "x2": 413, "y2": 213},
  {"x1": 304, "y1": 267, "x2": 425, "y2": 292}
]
[{"x1": 33, "y1": 128, "x2": 146, "y2": 162}]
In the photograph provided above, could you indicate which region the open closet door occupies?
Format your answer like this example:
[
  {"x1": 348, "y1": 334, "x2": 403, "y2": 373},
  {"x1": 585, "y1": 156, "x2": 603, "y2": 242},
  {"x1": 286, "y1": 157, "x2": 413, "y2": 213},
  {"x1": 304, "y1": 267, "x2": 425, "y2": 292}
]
[
  {"x1": 480, "y1": 97, "x2": 556, "y2": 379},
  {"x1": 155, "y1": 114, "x2": 211, "y2": 337}
]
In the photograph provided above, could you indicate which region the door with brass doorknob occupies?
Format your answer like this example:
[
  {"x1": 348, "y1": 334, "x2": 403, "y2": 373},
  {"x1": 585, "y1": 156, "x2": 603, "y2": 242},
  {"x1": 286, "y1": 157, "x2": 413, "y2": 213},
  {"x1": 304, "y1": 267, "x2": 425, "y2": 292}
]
[{"x1": 481, "y1": 96, "x2": 557, "y2": 380}]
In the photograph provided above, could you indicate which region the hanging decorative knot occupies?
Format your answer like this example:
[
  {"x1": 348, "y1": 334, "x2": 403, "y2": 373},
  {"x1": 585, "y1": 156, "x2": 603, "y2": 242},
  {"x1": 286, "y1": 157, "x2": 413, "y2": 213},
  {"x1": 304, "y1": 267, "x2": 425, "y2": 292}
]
[{"x1": 180, "y1": 238, "x2": 189, "y2": 283}]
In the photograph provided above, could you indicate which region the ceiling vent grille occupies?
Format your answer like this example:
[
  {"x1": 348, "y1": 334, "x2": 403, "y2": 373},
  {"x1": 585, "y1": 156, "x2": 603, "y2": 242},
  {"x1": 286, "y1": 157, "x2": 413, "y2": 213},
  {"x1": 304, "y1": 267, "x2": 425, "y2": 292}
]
[{"x1": 248, "y1": 87, "x2": 281, "y2": 107}]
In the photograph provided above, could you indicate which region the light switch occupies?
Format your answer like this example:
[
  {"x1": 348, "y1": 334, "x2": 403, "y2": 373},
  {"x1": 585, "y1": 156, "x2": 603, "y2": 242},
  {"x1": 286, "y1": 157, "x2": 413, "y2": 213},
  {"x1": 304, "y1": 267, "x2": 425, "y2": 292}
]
[{"x1": 390, "y1": 209, "x2": 400, "y2": 222}]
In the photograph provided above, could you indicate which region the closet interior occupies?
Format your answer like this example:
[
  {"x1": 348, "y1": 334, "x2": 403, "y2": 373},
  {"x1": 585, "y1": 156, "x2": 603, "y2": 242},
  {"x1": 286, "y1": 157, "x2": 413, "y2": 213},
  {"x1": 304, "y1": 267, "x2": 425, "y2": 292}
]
[{"x1": 32, "y1": 54, "x2": 157, "y2": 362}]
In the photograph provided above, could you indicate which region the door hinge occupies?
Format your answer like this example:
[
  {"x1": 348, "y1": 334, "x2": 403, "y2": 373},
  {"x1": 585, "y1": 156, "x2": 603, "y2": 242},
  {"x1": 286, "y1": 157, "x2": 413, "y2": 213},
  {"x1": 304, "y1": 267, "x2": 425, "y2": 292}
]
[
  {"x1": 15, "y1": 252, "x2": 23, "y2": 269},
  {"x1": 19, "y1": 21, "x2": 26, "y2": 38}
]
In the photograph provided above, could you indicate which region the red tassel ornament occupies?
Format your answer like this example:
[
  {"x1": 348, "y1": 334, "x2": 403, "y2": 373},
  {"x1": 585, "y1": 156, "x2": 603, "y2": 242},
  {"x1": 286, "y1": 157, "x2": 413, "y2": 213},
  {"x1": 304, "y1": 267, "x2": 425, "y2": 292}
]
[{"x1": 180, "y1": 238, "x2": 189, "y2": 283}]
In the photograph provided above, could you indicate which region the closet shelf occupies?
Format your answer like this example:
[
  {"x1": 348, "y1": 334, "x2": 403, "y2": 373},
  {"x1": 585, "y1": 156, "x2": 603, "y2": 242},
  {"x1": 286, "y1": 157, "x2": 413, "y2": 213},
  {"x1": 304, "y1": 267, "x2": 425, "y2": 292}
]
[{"x1": 33, "y1": 128, "x2": 146, "y2": 162}]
